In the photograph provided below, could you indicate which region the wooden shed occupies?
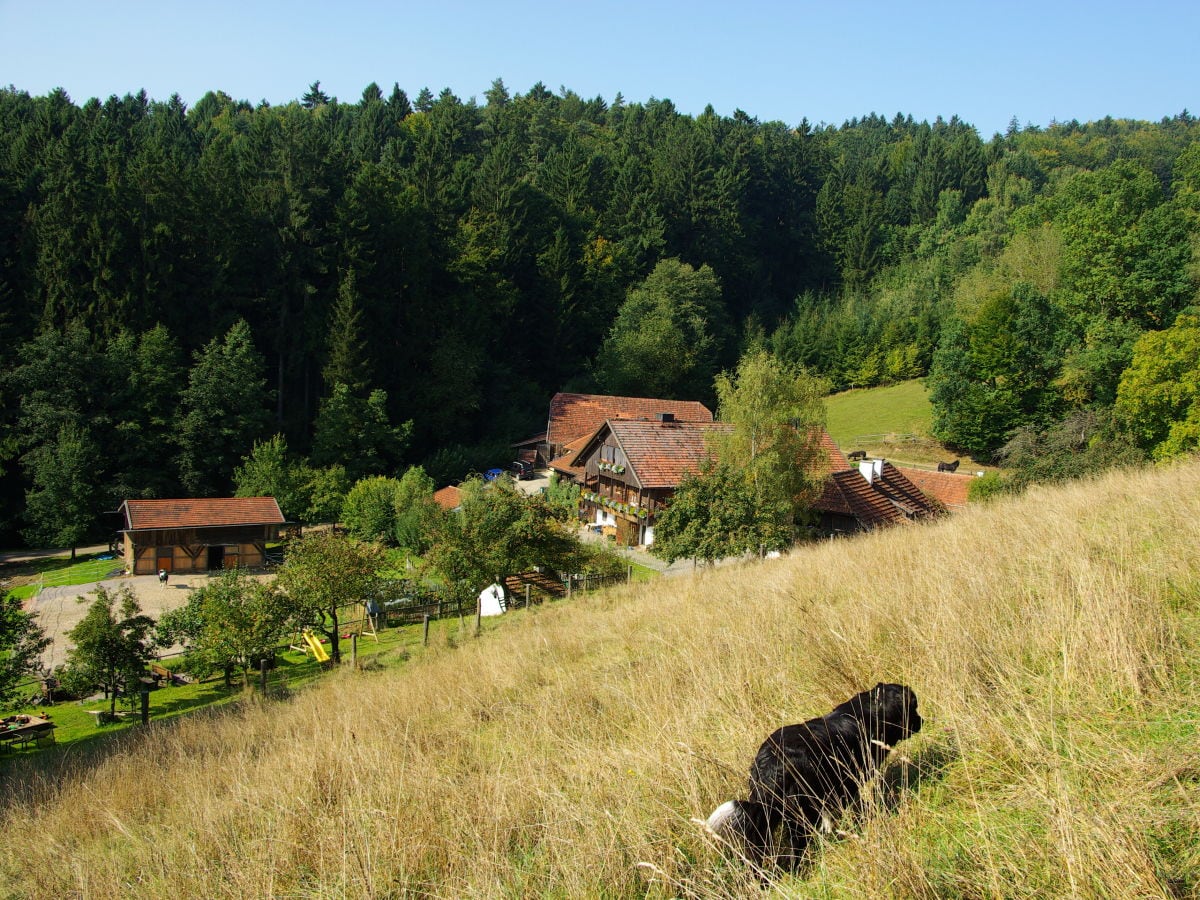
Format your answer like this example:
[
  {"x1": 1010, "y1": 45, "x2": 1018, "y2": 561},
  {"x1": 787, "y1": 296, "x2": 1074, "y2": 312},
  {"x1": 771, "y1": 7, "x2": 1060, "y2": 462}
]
[{"x1": 119, "y1": 497, "x2": 286, "y2": 575}]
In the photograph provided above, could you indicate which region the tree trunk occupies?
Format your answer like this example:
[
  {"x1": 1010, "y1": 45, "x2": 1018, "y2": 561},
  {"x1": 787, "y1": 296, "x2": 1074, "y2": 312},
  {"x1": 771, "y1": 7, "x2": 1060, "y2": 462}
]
[{"x1": 328, "y1": 606, "x2": 340, "y2": 664}]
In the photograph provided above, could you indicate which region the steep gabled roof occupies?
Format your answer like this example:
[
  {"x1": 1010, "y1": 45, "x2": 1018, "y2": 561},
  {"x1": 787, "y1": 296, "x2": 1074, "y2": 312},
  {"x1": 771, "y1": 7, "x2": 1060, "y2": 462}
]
[
  {"x1": 121, "y1": 497, "x2": 284, "y2": 531},
  {"x1": 813, "y1": 461, "x2": 941, "y2": 529},
  {"x1": 546, "y1": 393, "x2": 713, "y2": 447},
  {"x1": 588, "y1": 419, "x2": 733, "y2": 489},
  {"x1": 814, "y1": 428, "x2": 850, "y2": 475}
]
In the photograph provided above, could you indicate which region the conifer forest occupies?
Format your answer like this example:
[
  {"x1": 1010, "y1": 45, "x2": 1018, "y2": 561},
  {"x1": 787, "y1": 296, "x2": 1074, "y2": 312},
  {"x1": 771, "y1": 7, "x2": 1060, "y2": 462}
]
[{"x1": 1, "y1": 79, "x2": 1198, "y2": 546}]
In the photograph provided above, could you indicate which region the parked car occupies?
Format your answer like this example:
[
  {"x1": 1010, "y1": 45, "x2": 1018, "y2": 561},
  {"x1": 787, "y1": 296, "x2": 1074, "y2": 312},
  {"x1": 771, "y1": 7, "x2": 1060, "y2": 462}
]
[
  {"x1": 511, "y1": 459, "x2": 535, "y2": 480},
  {"x1": 484, "y1": 467, "x2": 505, "y2": 481}
]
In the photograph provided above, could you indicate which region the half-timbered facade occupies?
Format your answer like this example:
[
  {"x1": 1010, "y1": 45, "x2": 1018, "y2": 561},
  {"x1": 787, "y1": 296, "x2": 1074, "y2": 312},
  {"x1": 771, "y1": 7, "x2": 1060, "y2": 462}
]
[
  {"x1": 566, "y1": 416, "x2": 733, "y2": 546},
  {"x1": 119, "y1": 497, "x2": 286, "y2": 575}
]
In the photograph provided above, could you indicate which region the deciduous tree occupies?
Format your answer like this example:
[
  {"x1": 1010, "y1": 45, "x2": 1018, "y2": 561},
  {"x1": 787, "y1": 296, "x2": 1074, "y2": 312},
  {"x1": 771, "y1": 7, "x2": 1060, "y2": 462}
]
[
  {"x1": 0, "y1": 593, "x2": 50, "y2": 705},
  {"x1": 63, "y1": 586, "x2": 155, "y2": 716},
  {"x1": 273, "y1": 530, "x2": 384, "y2": 664},
  {"x1": 594, "y1": 258, "x2": 729, "y2": 401},
  {"x1": 427, "y1": 476, "x2": 576, "y2": 606},
  {"x1": 156, "y1": 569, "x2": 290, "y2": 686}
]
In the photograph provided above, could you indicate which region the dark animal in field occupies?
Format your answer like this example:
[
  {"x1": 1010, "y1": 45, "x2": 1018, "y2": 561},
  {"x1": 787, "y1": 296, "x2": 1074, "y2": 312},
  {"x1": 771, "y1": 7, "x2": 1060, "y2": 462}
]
[
  {"x1": 847, "y1": 450, "x2": 867, "y2": 461},
  {"x1": 158, "y1": 569, "x2": 169, "y2": 586},
  {"x1": 937, "y1": 459, "x2": 960, "y2": 472},
  {"x1": 706, "y1": 683, "x2": 922, "y2": 872}
]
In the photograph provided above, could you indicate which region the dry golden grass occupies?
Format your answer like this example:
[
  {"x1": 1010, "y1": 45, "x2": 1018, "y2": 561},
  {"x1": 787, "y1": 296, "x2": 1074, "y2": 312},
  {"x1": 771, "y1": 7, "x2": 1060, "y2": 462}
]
[{"x1": 2, "y1": 461, "x2": 1199, "y2": 898}]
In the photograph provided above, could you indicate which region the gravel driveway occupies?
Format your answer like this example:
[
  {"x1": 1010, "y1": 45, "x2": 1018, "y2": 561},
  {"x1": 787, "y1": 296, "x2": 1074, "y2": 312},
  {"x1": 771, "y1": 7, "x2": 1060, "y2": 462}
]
[{"x1": 29, "y1": 571, "x2": 220, "y2": 671}]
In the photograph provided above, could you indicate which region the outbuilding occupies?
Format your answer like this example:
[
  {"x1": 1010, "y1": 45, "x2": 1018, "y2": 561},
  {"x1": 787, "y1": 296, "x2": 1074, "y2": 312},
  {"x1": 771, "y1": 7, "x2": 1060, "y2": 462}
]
[{"x1": 118, "y1": 497, "x2": 286, "y2": 575}]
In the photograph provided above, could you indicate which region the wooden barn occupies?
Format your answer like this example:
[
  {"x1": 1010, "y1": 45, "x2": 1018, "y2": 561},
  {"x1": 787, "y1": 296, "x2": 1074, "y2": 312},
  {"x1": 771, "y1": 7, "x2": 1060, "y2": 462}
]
[{"x1": 119, "y1": 497, "x2": 286, "y2": 575}]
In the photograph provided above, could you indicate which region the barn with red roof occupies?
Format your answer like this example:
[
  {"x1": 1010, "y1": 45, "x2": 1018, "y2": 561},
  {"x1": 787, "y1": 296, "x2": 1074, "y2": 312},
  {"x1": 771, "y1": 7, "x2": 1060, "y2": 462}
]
[{"x1": 119, "y1": 497, "x2": 286, "y2": 575}]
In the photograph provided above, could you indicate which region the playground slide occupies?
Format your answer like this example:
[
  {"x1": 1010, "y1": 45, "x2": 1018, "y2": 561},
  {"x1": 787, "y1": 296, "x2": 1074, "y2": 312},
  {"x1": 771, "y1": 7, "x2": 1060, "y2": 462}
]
[{"x1": 302, "y1": 630, "x2": 329, "y2": 662}]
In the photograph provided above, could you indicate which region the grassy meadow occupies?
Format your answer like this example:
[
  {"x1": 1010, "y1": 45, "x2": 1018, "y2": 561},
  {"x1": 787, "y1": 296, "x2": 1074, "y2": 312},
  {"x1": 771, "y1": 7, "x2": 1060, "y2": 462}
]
[
  {"x1": 2, "y1": 460, "x2": 1198, "y2": 898},
  {"x1": 824, "y1": 380, "x2": 963, "y2": 469}
]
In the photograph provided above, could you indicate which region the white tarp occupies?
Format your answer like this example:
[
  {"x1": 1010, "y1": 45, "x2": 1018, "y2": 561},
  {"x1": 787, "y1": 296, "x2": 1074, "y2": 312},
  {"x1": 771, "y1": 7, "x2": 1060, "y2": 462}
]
[{"x1": 478, "y1": 583, "x2": 506, "y2": 616}]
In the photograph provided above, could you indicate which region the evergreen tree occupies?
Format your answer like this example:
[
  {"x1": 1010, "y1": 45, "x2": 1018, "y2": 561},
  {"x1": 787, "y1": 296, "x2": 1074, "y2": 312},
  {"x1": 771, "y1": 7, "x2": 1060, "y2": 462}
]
[
  {"x1": 176, "y1": 320, "x2": 271, "y2": 496},
  {"x1": 310, "y1": 385, "x2": 411, "y2": 482},
  {"x1": 23, "y1": 422, "x2": 100, "y2": 558}
]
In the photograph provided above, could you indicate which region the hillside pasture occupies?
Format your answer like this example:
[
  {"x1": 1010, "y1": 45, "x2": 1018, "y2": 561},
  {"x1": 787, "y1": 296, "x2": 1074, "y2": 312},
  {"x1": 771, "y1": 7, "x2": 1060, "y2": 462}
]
[
  {"x1": 824, "y1": 380, "x2": 963, "y2": 468},
  {"x1": 1, "y1": 460, "x2": 1198, "y2": 897}
]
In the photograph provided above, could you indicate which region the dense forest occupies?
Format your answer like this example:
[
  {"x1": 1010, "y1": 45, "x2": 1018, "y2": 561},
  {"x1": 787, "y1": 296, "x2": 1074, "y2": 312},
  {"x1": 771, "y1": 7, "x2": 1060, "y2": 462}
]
[{"x1": 1, "y1": 78, "x2": 1198, "y2": 547}]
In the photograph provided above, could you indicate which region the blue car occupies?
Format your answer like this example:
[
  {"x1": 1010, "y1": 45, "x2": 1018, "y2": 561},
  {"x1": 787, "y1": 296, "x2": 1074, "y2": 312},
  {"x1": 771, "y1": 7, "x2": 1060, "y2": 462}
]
[{"x1": 484, "y1": 467, "x2": 505, "y2": 481}]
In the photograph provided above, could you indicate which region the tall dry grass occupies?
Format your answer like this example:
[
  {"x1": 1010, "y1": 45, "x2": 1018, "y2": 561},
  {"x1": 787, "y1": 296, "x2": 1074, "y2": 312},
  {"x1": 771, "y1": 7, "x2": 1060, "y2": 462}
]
[{"x1": 2, "y1": 461, "x2": 1198, "y2": 898}]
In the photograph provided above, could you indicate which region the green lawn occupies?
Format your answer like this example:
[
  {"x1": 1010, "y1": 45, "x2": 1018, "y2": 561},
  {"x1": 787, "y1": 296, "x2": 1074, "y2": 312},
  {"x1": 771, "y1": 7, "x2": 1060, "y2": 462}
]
[
  {"x1": 824, "y1": 379, "x2": 932, "y2": 446},
  {"x1": 1, "y1": 552, "x2": 125, "y2": 600},
  {"x1": 822, "y1": 379, "x2": 964, "y2": 467}
]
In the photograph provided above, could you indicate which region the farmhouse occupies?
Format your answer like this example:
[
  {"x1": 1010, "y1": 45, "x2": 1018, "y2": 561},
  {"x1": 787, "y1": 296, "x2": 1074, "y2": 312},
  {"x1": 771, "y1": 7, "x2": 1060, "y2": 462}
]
[
  {"x1": 556, "y1": 415, "x2": 734, "y2": 546},
  {"x1": 118, "y1": 497, "x2": 286, "y2": 575}
]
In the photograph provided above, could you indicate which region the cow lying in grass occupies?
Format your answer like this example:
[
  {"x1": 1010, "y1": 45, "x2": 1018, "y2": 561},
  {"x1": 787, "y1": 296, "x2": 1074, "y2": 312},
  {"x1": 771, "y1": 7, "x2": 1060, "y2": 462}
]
[{"x1": 706, "y1": 683, "x2": 922, "y2": 872}]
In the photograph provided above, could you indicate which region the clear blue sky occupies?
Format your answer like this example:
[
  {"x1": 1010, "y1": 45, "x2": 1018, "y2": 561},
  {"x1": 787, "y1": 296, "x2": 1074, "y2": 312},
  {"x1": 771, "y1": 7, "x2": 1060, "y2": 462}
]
[{"x1": 2, "y1": 0, "x2": 1196, "y2": 138}]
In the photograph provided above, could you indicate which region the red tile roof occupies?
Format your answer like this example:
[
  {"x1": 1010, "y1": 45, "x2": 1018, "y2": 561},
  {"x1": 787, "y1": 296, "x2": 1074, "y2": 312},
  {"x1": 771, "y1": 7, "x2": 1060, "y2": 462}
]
[
  {"x1": 606, "y1": 419, "x2": 733, "y2": 489},
  {"x1": 896, "y1": 466, "x2": 972, "y2": 509},
  {"x1": 546, "y1": 393, "x2": 713, "y2": 447},
  {"x1": 433, "y1": 485, "x2": 462, "y2": 511},
  {"x1": 817, "y1": 470, "x2": 904, "y2": 527},
  {"x1": 814, "y1": 428, "x2": 850, "y2": 475},
  {"x1": 122, "y1": 497, "x2": 284, "y2": 531},
  {"x1": 813, "y1": 461, "x2": 941, "y2": 529},
  {"x1": 549, "y1": 434, "x2": 591, "y2": 479}
]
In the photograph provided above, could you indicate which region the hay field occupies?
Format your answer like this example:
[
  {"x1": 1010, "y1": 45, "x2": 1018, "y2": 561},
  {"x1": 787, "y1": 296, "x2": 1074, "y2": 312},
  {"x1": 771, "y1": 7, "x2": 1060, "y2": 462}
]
[{"x1": 2, "y1": 461, "x2": 1198, "y2": 898}]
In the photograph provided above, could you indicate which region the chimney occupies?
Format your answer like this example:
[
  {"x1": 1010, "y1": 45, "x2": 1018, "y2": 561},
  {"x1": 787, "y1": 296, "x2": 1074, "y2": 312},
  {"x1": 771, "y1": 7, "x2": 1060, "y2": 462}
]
[{"x1": 859, "y1": 458, "x2": 884, "y2": 484}]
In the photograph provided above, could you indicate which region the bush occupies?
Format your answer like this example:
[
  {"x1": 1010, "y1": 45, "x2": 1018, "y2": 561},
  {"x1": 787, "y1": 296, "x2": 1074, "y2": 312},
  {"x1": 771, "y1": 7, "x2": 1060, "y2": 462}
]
[
  {"x1": 967, "y1": 470, "x2": 1008, "y2": 501},
  {"x1": 341, "y1": 476, "x2": 402, "y2": 542}
]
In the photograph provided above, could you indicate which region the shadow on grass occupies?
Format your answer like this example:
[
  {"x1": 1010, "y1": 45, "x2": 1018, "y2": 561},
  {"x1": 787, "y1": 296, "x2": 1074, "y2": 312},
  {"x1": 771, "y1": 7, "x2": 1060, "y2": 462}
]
[
  {"x1": 879, "y1": 735, "x2": 957, "y2": 812},
  {"x1": 0, "y1": 552, "x2": 109, "y2": 577}
]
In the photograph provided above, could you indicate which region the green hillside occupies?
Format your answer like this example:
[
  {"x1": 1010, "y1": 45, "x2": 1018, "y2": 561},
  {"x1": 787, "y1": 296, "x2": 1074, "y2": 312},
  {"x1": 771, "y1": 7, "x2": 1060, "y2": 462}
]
[
  {"x1": 3, "y1": 459, "x2": 1197, "y2": 897},
  {"x1": 823, "y1": 379, "x2": 957, "y2": 466}
]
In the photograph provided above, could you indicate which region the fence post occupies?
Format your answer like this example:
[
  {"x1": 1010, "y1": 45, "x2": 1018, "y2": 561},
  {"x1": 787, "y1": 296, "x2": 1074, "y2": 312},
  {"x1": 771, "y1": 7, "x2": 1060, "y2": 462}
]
[
  {"x1": 351, "y1": 634, "x2": 358, "y2": 669},
  {"x1": 525, "y1": 583, "x2": 531, "y2": 609},
  {"x1": 423, "y1": 614, "x2": 430, "y2": 646},
  {"x1": 474, "y1": 595, "x2": 482, "y2": 636},
  {"x1": 260, "y1": 658, "x2": 268, "y2": 695},
  {"x1": 627, "y1": 565, "x2": 633, "y2": 583},
  {"x1": 567, "y1": 576, "x2": 572, "y2": 600}
]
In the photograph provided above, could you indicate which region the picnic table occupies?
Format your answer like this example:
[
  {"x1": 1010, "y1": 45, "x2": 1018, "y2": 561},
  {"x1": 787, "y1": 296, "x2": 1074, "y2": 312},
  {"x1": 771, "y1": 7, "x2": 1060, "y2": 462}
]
[{"x1": 0, "y1": 714, "x2": 55, "y2": 750}]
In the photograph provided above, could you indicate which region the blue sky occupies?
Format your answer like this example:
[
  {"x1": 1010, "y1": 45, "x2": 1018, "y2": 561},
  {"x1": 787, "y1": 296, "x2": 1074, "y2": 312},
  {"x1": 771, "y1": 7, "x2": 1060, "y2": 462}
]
[{"x1": 2, "y1": 1, "x2": 1196, "y2": 137}]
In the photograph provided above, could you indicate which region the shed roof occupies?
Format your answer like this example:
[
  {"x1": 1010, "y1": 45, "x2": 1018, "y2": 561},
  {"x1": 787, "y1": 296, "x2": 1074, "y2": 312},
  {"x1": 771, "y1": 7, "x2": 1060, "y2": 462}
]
[
  {"x1": 433, "y1": 485, "x2": 463, "y2": 512},
  {"x1": 549, "y1": 434, "x2": 592, "y2": 480},
  {"x1": 121, "y1": 497, "x2": 284, "y2": 531}
]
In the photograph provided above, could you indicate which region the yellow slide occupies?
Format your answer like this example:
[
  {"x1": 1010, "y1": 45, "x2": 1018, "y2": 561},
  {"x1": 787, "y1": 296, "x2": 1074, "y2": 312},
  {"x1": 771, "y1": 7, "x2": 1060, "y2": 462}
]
[{"x1": 302, "y1": 630, "x2": 329, "y2": 662}]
